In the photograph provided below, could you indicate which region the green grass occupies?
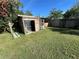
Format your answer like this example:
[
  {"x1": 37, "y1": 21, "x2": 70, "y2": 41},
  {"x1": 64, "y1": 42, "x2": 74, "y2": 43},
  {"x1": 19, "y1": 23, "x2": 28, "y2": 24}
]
[{"x1": 0, "y1": 28, "x2": 79, "y2": 59}]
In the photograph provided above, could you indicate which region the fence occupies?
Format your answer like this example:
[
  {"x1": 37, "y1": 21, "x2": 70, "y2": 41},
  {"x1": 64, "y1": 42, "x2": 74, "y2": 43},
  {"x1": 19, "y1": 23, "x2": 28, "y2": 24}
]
[{"x1": 49, "y1": 19, "x2": 79, "y2": 28}]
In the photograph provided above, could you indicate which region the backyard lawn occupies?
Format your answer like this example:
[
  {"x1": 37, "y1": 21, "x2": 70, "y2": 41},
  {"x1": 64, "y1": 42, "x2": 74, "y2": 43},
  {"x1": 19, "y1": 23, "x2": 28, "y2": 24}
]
[{"x1": 0, "y1": 28, "x2": 79, "y2": 59}]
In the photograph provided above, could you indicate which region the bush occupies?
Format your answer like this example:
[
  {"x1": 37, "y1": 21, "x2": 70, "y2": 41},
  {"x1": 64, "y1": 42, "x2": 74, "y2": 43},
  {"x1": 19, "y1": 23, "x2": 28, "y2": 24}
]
[{"x1": 0, "y1": 17, "x2": 8, "y2": 33}]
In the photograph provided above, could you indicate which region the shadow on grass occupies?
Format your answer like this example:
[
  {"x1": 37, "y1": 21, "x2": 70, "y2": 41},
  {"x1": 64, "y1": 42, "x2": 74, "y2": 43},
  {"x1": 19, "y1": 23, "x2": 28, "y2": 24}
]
[{"x1": 49, "y1": 27, "x2": 79, "y2": 36}]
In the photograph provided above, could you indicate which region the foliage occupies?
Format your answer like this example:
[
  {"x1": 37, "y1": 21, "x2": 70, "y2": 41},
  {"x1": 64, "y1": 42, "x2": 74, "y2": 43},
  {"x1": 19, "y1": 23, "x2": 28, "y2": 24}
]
[
  {"x1": 15, "y1": 1, "x2": 24, "y2": 15},
  {"x1": 0, "y1": 0, "x2": 22, "y2": 32},
  {"x1": 16, "y1": 10, "x2": 24, "y2": 15},
  {"x1": 48, "y1": 8, "x2": 63, "y2": 20},
  {"x1": 17, "y1": 1, "x2": 23, "y2": 8},
  {"x1": 0, "y1": 17, "x2": 8, "y2": 32},
  {"x1": 64, "y1": 6, "x2": 79, "y2": 19},
  {"x1": 24, "y1": 10, "x2": 33, "y2": 16},
  {"x1": 7, "y1": 0, "x2": 18, "y2": 21}
]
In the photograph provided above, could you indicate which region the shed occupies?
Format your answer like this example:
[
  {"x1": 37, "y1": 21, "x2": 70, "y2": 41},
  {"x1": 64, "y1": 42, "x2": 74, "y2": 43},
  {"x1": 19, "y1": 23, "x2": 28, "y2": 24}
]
[{"x1": 18, "y1": 15, "x2": 41, "y2": 34}]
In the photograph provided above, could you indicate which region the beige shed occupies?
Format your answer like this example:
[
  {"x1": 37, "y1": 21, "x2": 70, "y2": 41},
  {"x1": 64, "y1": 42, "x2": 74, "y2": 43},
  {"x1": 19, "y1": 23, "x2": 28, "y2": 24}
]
[{"x1": 18, "y1": 15, "x2": 41, "y2": 34}]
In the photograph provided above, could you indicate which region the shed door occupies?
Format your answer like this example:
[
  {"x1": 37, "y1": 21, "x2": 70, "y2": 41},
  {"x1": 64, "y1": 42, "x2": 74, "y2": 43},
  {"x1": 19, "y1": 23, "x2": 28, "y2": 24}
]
[
  {"x1": 24, "y1": 20, "x2": 35, "y2": 31},
  {"x1": 31, "y1": 20, "x2": 35, "y2": 31},
  {"x1": 24, "y1": 20, "x2": 32, "y2": 31}
]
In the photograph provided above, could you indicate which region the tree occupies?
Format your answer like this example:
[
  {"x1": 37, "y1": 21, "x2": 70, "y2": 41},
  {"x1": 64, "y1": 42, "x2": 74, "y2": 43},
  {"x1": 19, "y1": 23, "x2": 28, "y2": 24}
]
[
  {"x1": 0, "y1": 17, "x2": 8, "y2": 32},
  {"x1": 0, "y1": 0, "x2": 9, "y2": 32},
  {"x1": 48, "y1": 8, "x2": 63, "y2": 20},
  {"x1": 16, "y1": 10, "x2": 24, "y2": 15},
  {"x1": 64, "y1": 0, "x2": 79, "y2": 19},
  {"x1": 0, "y1": 0, "x2": 21, "y2": 38},
  {"x1": 64, "y1": 7, "x2": 79, "y2": 19},
  {"x1": 16, "y1": 1, "x2": 24, "y2": 15},
  {"x1": 24, "y1": 11, "x2": 33, "y2": 16}
]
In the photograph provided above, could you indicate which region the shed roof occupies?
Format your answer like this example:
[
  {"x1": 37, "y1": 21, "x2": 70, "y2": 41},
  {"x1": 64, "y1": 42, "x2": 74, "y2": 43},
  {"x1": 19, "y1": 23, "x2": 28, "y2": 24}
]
[{"x1": 18, "y1": 15, "x2": 39, "y2": 18}]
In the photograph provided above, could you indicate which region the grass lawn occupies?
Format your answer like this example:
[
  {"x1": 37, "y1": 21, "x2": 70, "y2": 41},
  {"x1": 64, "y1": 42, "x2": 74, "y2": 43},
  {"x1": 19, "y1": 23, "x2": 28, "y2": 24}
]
[{"x1": 0, "y1": 28, "x2": 79, "y2": 59}]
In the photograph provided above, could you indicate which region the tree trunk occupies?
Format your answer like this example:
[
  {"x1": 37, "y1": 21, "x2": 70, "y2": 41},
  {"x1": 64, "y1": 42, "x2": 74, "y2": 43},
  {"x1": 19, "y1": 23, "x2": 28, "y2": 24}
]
[{"x1": 8, "y1": 21, "x2": 18, "y2": 38}]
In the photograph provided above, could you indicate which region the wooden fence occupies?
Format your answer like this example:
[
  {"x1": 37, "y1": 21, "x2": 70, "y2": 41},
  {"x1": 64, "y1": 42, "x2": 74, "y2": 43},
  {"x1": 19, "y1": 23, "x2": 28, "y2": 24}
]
[{"x1": 49, "y1": 19, "x2": 79, "y2": 28}]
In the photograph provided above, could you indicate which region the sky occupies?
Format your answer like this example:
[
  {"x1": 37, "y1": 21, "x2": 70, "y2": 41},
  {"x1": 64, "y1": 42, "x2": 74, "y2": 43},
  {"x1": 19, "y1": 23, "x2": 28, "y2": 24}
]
[{"x1": 20, "y1": 0, "x2": 76, "y2": 17}]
